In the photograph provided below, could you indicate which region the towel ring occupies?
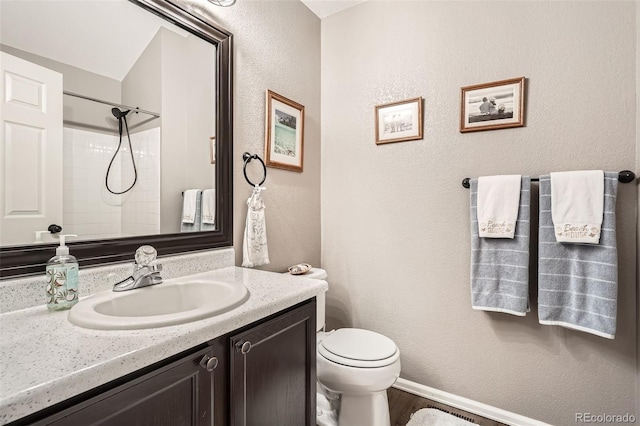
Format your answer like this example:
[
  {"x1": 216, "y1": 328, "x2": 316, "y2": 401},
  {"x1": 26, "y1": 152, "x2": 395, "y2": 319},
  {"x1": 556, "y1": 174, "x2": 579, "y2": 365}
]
[{"x1": 243, "y1": 152, "x2": 267, "y2": 186}]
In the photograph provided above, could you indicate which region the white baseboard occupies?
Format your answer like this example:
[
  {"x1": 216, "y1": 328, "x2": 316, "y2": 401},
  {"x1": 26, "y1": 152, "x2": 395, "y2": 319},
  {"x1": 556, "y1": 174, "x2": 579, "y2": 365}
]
[{"x1": 393, "y1": 378, "x2": 552, "y2": 426}]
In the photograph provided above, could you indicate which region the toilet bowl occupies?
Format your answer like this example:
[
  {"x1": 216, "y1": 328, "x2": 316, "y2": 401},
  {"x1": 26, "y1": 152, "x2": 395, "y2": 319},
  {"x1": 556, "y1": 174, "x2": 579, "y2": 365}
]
[
  {"x1": 288, "y1": 268, "x2": 401, "y2": 426},
  {"x1": 318, "y1": 328, "x2": 401, "y2": 426}
]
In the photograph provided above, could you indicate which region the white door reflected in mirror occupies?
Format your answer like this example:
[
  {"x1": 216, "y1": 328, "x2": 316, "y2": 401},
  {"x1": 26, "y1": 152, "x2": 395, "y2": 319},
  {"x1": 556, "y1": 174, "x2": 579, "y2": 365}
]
[{"x1": 0, "y1": 53, "x2": 63, "y2": 246}]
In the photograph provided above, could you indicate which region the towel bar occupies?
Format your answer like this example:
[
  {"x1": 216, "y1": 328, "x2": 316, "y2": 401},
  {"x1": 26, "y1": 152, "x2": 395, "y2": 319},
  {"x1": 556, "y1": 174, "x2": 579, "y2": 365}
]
[{"x1": 461, "y1": 170, "x2": 636, "y2": 189}]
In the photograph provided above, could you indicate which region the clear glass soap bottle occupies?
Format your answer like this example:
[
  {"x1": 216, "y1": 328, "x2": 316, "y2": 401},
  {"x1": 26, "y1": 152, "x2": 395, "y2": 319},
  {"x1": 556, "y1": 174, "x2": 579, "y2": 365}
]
[{"x1": 46, "y1": 234, "x2": 79, "y2": 311}]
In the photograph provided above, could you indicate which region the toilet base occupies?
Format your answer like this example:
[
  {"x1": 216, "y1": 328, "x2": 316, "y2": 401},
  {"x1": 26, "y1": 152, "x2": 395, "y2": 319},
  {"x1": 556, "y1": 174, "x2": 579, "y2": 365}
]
[{"x1": 338, "y1": 390, "x2": 390, "y2": 426}]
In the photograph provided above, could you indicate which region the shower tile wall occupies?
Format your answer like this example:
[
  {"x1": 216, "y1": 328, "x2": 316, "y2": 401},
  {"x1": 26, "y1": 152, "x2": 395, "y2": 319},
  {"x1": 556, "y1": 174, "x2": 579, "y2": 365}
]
[
  {"x1": 63, "y1": 127, "x2": 160, "y2": 241},
  {"x1": 121, "y1": 128, "x2": 161, "y2": 237}
]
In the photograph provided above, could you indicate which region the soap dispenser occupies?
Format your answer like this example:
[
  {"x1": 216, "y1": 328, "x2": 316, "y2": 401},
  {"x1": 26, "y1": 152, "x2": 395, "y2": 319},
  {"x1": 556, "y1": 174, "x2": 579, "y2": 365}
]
[{"x1": 46, "y1": 234, "x2": 79, "y2": 311}]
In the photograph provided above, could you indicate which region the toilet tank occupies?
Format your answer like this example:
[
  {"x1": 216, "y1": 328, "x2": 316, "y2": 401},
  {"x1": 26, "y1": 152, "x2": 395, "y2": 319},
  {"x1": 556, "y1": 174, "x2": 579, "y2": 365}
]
[{"x1": 286, "y1": 268, "x2": 327, "y2": 332}]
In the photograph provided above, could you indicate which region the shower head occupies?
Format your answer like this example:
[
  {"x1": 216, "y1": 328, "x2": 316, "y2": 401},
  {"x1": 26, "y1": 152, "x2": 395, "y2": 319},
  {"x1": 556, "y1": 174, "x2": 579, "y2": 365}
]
[
  {"x1": 112, "y1": 108, "x2": 130, "y2": 135},
  {"x1": 111, "y1": 108, "x2": 130, "y2": 119}
]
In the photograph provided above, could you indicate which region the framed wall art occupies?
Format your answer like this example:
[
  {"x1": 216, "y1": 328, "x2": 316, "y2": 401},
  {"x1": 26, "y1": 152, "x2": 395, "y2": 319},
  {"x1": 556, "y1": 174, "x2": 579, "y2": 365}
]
[
  {"x1": 209, "y1": 136, "x2": 216, "y2": 164},
  {"x1": 460, "y1": 77, "x2": 525, "y2": 133},
  {"x1": 375, "y1": 97, "x2": 423, "y2": 144},
  {"x1": 265, "y1": 90, "x2": 305, "y2": 172}
]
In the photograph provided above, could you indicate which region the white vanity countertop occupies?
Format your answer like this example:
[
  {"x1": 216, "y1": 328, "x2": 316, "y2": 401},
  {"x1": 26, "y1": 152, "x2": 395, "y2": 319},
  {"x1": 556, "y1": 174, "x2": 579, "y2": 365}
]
[{"x1": 0, "y1": 267, "x2": 327, "y2": 425}]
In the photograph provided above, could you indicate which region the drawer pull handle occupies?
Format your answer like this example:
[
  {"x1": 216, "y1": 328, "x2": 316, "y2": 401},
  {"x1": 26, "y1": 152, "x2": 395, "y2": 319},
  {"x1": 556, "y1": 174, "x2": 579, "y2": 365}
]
[
  {"x1": 199, "y1": 355, "x2": 218, "y2": 372},
  {"x1": 236, "y1": 340, "x2": 252, "y2": 354}
]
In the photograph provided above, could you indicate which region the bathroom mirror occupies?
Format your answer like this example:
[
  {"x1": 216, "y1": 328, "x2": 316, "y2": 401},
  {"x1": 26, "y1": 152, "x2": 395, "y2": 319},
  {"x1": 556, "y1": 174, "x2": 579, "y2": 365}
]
[{"x1": 0, "y1": 0, "x2": 233, "y2": 277}]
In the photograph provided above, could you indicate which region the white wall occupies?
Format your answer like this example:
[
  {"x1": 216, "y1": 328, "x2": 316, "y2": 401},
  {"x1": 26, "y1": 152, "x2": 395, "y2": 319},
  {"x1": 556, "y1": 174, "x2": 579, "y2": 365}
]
[
  {"x1": 184, "y1": 34, "x2": 217, "y2": 191},
  {"x1": 322, "y1": 1, "x2": 637, "y2": 424}
]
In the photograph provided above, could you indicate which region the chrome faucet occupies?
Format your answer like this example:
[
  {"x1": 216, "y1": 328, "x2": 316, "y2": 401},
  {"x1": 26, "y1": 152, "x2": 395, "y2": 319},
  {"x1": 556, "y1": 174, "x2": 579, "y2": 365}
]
[{"x1": 113, "y1": 246, "x2": 163, "y2": 292}]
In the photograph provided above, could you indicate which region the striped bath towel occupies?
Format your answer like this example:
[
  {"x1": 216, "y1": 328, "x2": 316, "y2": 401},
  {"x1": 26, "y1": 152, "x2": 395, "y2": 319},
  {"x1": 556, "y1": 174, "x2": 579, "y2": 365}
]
[
  {"x1": 470, "y1": 177, "x2": 531, "y2": 316},
  {"x1": 538, "y1": 172, "x2": 618, "y2": 339}
]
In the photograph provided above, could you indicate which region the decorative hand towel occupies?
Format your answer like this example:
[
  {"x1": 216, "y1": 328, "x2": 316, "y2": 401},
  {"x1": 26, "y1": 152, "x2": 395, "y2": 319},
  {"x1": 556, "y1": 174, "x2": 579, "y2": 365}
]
[
  {"x1": 181, "y1": 189, "x2": 199, "y2": 224},
  {"x1": 180, "y1": 190, "x2": 202, "y2": 233},
  {"x1": 200, "y1": 189, "x2": 216, "y2": 231},
  {"x1": 550, "y1": 170, "x2": 604, "y2": 244},
  {"x1": 538, "y1": 172, "x2": 618, "y2": 339},
  {"x1": 242, "y1": 186, "x2": 269, "y2": 267},
  {"x1": 477, "y1": 175, "x2": 522, "y2": 238},
  {"x1": 470, "y1": 177, "x2": 530, "y2": 316}
]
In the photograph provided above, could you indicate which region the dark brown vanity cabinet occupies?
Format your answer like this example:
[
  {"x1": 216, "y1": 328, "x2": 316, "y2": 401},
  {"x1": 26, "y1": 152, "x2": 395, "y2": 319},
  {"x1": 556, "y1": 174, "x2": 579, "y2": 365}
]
[
  {"x1": 16, "y1": 299, "x2": 316, "y2": 426},
  {"x1": 230, "y1": 299, "x2": 316, "y2": 426},
  {"x1": 28, "y1": 344, "x2": 222, "y2": 426}
]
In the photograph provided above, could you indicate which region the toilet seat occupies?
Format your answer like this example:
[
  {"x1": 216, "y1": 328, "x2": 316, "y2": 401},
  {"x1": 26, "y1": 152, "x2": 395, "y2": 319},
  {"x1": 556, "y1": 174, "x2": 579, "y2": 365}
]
[{"x1": 318, "y1": 328, "x2": 399, "y2": 368}]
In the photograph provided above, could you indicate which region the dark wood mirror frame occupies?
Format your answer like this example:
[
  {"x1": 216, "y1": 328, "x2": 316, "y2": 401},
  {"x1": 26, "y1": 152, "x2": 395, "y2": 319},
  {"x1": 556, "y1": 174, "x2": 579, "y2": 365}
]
[{"x1": 0, "y1": 0, "x2": 233, "y2": 278}]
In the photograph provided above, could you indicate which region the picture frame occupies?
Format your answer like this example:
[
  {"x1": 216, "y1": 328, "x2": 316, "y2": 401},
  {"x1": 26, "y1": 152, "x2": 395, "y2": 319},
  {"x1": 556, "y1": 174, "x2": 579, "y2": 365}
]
[
  {"x1": 209, "y1": 136, "x2": 216, "y2": 164},
  {"x1": 375, "y1": 97, "x2": 423, "y2": 144},
  {"x1": 265, "y1": 90, "x2": 305, "y2": 172},
  {"x1": 460, "y1": 77, "x2": 525, "y2": 133}
]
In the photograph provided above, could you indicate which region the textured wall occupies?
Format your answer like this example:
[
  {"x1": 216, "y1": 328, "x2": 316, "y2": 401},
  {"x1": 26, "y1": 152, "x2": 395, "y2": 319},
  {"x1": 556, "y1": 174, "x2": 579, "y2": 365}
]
[
  {"x1": 322, "y1": 1, "x2": 637, "y2": 424},
  {"x1": 188, "y1": 0, "x2": 322, "y2": 272}
]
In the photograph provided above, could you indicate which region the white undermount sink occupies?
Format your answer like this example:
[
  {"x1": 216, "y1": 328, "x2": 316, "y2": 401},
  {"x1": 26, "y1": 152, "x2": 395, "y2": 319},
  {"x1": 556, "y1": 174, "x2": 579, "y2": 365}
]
[{"x1": 68, "y1": 279, "x2": 249, "y2": 330}]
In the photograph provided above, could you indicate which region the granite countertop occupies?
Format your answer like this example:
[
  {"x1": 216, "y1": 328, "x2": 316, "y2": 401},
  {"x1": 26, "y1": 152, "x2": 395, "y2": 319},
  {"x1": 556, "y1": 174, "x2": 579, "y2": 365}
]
[{"x1": 0, "y1": 266, "x2": 327, "y2": 425}]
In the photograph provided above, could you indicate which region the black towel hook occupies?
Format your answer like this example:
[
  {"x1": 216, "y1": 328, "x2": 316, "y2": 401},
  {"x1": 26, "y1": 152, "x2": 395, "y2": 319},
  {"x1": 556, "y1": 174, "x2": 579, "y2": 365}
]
[{"x1": 243, "y1": 152, "x2": 267, "y2": 186}]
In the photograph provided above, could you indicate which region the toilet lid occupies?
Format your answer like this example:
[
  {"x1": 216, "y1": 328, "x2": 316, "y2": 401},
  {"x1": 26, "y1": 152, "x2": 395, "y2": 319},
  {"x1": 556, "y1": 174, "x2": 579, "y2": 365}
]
[{"x1": 319, "y1": 328, "x2": 399, "y2": 368}]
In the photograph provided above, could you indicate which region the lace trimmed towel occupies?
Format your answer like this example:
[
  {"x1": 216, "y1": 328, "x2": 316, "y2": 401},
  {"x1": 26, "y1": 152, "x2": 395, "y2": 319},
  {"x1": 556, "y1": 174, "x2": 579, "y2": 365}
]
[
  {"x1": 538, "y1": 172, "x2": 618, "y2": 339},
  {"x1": 550, "y1": 170, "x2": 604, "y2": 244},
  {"x1": 242, "y1": 186, "x2": 269, "y2": 267},
  {"x1": 470, "y1": 177, "x2": 531, "y2": 316},
  {"x1": 477, "y1": 175, "x2": 522, "y2": 239}
]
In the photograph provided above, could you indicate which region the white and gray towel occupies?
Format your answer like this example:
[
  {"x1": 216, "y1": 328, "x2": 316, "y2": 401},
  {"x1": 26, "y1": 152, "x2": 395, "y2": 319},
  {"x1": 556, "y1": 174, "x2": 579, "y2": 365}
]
[
  {"x1": 180, "y1": 189, "x2": 202, "y2": 233},
  {"x1": 538, "y1": 172, "x2": 618, "y2": 339},
  {"x1": 181, "y1": 189, "x2": 199, "y2": 224},
  {"x1": 470, "y1": 177, "x2": 531, "y2": 316},
  {"x1": 200, "y1": 189, "x2": 216, "y2": 231}
]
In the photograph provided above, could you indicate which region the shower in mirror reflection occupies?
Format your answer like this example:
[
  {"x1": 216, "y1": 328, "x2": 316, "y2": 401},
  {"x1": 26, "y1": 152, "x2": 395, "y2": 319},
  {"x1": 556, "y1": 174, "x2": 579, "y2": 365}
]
[
  {"x1": 63, "y1": 121, "x2": 162, "y2": 241},
  {"x1": 0, "y1": 0, "x2": 221, "y2": 247},
  {"x1": 106, "y1": 108, "x2": 137, "y2": 196}
]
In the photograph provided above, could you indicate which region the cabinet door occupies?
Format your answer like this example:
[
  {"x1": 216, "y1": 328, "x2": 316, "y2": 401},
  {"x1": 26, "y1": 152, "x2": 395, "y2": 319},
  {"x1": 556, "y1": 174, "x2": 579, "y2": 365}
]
[
  {"x1": 32, "y1": 346, "x2": 218, "y2": 426},
  {"x1": 230, "y1": 299, "x2": 316, "y2": 426}
]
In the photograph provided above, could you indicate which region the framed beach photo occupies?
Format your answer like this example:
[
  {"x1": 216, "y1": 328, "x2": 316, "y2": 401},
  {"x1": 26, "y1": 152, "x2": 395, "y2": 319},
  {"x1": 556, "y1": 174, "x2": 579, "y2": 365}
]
[
  {"x1": 375, "y1": 97, "x2": 423, "y2": 144},
  {"x1": 460, "y1": 77, "x2": 525, "y2": 133},
  {"x1": 265, "y1": 90, "x2": 305, "y2": 172}
]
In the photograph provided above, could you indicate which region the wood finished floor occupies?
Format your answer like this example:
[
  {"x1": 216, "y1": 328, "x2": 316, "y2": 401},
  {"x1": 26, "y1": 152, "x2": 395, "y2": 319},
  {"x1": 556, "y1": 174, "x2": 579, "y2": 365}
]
[{"x1": 388, "y1": 387, "x2": 509, "y2": 426}]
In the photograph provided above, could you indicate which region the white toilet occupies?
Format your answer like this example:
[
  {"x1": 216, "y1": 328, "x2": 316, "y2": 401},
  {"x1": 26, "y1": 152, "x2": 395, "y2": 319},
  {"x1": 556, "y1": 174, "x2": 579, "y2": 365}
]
[{"x1": 295, "y1": 268, "x2": 401, "y2": 426}]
